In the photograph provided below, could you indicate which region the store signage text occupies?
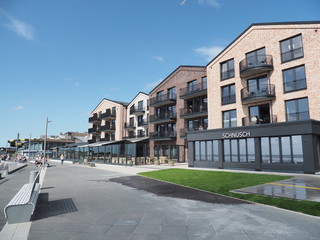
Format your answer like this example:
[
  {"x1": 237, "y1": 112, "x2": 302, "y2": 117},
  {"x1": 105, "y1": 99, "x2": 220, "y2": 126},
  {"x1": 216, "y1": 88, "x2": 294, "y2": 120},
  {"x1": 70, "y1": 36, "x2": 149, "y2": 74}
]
[{"x1": 222, "y1": 131, "x2": 251, "y2": 139}]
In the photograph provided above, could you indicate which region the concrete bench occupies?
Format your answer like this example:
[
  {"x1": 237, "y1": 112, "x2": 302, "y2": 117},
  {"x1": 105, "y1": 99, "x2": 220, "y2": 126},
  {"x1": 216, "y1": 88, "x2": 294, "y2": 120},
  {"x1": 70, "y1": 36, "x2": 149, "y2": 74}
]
[{"x1": 4, "y1": 170, "x2": 41, "y2": 224}]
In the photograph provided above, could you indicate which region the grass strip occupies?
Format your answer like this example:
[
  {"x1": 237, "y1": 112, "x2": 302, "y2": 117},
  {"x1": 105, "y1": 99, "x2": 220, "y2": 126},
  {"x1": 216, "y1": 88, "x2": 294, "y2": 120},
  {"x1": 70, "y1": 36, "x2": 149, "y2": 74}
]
[{"x1": 138, "y1": 169, "x2": 320, "y2": 217}]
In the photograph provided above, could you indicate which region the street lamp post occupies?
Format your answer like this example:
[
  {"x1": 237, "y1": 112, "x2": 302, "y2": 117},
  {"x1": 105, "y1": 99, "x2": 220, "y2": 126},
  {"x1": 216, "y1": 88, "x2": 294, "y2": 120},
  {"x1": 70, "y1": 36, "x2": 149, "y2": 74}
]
[{"x1": 43, "y1": 117, "x2": 52, "y2": 168}]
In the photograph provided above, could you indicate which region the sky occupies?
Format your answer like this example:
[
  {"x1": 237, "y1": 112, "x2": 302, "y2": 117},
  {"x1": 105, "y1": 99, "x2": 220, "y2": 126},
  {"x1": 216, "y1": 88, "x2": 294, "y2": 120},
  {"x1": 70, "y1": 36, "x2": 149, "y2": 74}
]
[{"x1": 0, "y1": 0, "x2": 319, "y2": 146}]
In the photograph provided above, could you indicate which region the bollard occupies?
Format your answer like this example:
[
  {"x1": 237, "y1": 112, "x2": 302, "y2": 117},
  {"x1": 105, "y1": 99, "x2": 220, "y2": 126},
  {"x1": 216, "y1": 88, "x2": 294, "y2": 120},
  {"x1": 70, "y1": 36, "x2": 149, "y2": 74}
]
[{"x1": 29, "y1": 170, "x2": 39, "y2": 183}]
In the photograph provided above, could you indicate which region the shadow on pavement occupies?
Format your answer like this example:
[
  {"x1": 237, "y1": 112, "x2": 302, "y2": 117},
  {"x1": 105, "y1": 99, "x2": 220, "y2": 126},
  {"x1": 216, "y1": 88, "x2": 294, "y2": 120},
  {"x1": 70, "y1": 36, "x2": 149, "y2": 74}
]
[
  {"x1": 110, "y1": 175, "x2": 251, "y2": 204},
  {"x1": 32, "y1": 193, "x2": 78, "y2": 221}
]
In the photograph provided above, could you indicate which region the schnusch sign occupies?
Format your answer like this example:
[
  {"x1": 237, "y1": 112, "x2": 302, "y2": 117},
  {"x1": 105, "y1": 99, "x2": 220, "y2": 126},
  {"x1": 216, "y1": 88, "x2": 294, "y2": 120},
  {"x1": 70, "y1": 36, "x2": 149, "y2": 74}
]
[{"x1": 222, "y1": 131, "x2": 251, "y2": 139}]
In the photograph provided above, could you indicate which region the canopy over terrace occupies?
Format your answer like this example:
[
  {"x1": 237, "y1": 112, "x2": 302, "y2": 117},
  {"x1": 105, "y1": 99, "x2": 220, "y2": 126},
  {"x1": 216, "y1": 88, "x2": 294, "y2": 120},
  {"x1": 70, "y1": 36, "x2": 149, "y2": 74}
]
[{"x1": 59, "y1": 138, "x2": 149, "y2": 165}]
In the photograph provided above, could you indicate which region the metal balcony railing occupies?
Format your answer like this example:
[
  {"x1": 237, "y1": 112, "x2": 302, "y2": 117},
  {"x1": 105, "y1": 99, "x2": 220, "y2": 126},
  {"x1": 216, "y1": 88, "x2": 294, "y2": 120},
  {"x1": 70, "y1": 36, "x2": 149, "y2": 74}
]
[
  {"x1": 239, "y1": 54, "x2": 273, "y2": 78},
  {"x1": 101, "y1": 111, "x2": 116, "y2": 119},
  {"x1": 100, "y1": 125, "x2": 116, "y2": 131},
  {"x1": 149, "y1": 131, "x2": 176, "y2": 139},
  {"x1": 124, "y1": 122, "x2": 135, "y2": 129},
  {"x1": 241, "y1": 84, "x2": 275, "y2": 103},
  {"x1": 180, "y1": 105, "x2": 208, "y2": 117},
  {"x1": 89, "y1": 115, "x2": 101, "y2": 123},
  {"x1": 242, "y1": 115, "x2": 277, "y2": 126},
  {"x1": 149, "y1": 112, "x2": 176, "y2": 123},
  {"x1": 150, "y1": 93, "x2": 176, "y2": 106},
  {"x1": 180, "y1": 82, "x2": 207, "y2": 99},
  {"x1": 130, "y1": 106, "x2": 145, "y2": 115}
]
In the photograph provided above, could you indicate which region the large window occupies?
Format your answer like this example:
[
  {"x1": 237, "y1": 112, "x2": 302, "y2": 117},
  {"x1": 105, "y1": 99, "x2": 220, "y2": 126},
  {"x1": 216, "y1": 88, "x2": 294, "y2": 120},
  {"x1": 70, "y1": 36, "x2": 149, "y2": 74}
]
[
  {"x1": 202, "y1": 76, "x2": 207, "y2": 90},
  {"x1": 138, "y1": 100, "x2": 143, "y2": 110},
  {"x1": 223, "y1": 110, "x2": 237, "y2": 128},
  {"x1": 194, "y1": 140, "x2": 219, "y2": 162},
  {"x1": 285, "y1": 97, "x2": 309, "y2": 121},
  {"x1": 224, "y1": 138, "x2": 255, "y2": 163},
  {"x1": 187, "y1": 80, "x2": 197, "y2": 93},
  {"x1": 261, "y1": 136, "x2": 303, "y2": 164},
  {"x1": 221, "y1": 59, "x2": 235, "y2": 80},
  {"x1": 221, "y1": 84, "x2": 236, "y2": 105},
  {"x1": 247, "y1": 75, "x2": 268, "y2": 96},
  {"x1": 280, "y1": 35, "x2": 303, "y2": 63},
  {"x1": 168, "y1": 87, "x2": 176, "y2": 99},
  {"x1": 156, "y1": 91, "x2": 164, "y2": 102},
  {"x1": 246, "y1": 48, "x2": 266, "y2": 67},
  {"x1": 283, "y1": 65, "x2": 306, "y2": 92},
  {"x1": 188, "y1": 119, "x2": 200, "y2": 131}
]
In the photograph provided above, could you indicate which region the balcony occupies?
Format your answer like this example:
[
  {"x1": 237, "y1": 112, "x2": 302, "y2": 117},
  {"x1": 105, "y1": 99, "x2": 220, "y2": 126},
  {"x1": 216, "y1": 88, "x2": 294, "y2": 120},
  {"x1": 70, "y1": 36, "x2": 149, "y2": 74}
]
[
  {"x1": 130, "y1": 107, "x2": 145, "y2": 116},
  {"x1": 180, "y1": 83, "x2": 207, "y2": 99},
  {"x1": 241, "y1": 84, "x2": 275, "y2": 104},
  {"x1": 124, "y1": 122, "x2": 135, "y2": 129},
  {"x1": 239, "y1": 55, "x2": 273, "y2": 78},
  {"x1": 123, "y1": 131, "x2": 148, "y2": 139},
  {"x1": 101, "y1": 111, "x2": 116, "y2": 120},
  {"x1": 149, "y1": 112, "x2": 176, "y2": 124},
  {"x1": 242, "y1": 115, "x2": 277, "y2": 126},
  {"x1": 180, "y1": 105, "x2": 208, "y2": 119},
  {"x1": 138, "y1": 119, "x2": 149, "y2": 127},
  {"x1": 88, "y1": 127, "x2": 100, "y2": 135},
  {"x1": 100, "y1": 125, "x2": 116, "y2": 132},
  {"x1": 149, "y1": 131, "x2": 176, "y2": 141},
  {"x1": 88, "y1": 115, "x2": 101, "y2": 123},
  {"x1": 150, "y1": 93, "x2": 176, "y2": 107}
]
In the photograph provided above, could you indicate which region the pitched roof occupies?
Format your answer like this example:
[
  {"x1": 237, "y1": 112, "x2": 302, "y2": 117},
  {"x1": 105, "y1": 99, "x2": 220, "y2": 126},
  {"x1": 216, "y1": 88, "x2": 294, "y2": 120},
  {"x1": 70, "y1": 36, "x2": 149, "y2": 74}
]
[
  {"x1": 149, "y1": 65, "x2": 205, "y2": 94},
  {"x1": 207, "y1": 20, "x2": 320, "y2": 67}
]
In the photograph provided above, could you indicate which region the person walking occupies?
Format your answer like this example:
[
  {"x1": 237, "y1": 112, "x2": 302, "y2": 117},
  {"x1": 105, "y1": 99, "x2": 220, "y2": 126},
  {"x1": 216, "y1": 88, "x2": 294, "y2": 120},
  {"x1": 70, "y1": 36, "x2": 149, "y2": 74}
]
[{"x1": 60, "y1": 154, "x2": 64, "y2": 165}]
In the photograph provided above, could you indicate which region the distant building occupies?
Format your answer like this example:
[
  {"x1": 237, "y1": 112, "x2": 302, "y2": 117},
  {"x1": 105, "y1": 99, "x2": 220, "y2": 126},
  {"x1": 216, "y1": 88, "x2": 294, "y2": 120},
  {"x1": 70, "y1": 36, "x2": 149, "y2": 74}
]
[{"x1": 88, "y1": 99, "x2": 128, "y2": 143}]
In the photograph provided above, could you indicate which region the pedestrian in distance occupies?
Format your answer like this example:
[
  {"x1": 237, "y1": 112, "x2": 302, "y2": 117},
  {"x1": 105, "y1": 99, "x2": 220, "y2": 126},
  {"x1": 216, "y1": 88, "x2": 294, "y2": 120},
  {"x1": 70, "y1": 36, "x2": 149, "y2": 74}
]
[{"x1": 60, "y1": 154, "x2": 64, "y2": 165}]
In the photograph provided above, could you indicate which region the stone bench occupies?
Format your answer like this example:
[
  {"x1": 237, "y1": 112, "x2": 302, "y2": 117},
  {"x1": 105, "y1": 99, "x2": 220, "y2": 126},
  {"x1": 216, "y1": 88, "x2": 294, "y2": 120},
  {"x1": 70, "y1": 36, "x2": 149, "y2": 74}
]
[{"x1": 4, "y1": 170, "x2": 41, "y2": 224}]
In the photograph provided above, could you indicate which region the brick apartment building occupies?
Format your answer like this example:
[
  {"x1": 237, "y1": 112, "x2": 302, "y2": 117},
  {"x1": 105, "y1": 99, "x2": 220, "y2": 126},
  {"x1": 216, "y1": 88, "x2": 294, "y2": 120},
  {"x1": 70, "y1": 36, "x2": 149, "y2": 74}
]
[
  {"x1": 124, "y1": 92, "x2": 149, "y2": 140},
  {"x1": 149, "y1": 66, "x2": 207, "y2": 162},
  {"x1": 88, "y1": 99, "x2": 128, "y2": 143},
  {"x1": 187, "y1": 21, "x2": 320, "y2": 173}
]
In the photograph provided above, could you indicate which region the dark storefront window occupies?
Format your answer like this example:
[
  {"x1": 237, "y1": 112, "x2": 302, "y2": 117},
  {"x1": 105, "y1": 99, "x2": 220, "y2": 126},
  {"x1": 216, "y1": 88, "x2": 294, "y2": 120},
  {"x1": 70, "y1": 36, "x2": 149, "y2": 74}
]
[
  {"x1": 285, "y1": 97, "x2": 309, "y2": 121},
  {"x1": 261, "y1": 135, "x2": 303, "y2": 164},
  {"x1": 194, "y1": 140, "x2": 219, "y2": 162},
  {"x1": 224, "y1": 140, "x2": 231, "y2": 162},
  {"x1": 224, "y1": 138, "x2": 254, "y2": 163}
]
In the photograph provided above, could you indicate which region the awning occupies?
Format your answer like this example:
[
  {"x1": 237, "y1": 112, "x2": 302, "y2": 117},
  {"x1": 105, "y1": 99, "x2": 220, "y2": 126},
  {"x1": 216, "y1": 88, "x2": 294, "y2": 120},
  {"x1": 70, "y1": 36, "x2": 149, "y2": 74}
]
[{"x1": 127, "y1": 137, "x2": 149, "y2": 143}]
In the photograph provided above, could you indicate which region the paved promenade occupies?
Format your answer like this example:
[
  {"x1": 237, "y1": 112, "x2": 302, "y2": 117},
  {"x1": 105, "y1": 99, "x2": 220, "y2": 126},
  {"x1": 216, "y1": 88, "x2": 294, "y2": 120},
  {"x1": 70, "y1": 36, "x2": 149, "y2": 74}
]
[{"x1": 1, "y1": 162, "x2": 320, "y2": 239}]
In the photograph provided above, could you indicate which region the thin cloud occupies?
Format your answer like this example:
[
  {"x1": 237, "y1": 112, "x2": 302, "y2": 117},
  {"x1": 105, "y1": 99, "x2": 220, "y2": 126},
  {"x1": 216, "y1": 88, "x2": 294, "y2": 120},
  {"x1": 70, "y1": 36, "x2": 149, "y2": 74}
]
[
  {"x1": 144, "y1": 79, "x2": 163, "y2": 91},
  {"x1": 64, "y1": 77, "x2": 80, "y2": 87},
  {"x1": 195, "y1": 46, "x2": 224, "y2": 61},
  {"x1": 153, "y1": 56, "x2": 164, "y2": 62},
  {"x1": 64, "y1": 77, "x2": 73, "y2": 82},
  {"x1": 0, "y1": 9, "x2": 35, "y2": 40},
  {"x1": 13, "y1": 105, "x2": 24, "y2": 111},
  {"x1": 198, "y1": 0, "x2": 220, "y2": 8}
]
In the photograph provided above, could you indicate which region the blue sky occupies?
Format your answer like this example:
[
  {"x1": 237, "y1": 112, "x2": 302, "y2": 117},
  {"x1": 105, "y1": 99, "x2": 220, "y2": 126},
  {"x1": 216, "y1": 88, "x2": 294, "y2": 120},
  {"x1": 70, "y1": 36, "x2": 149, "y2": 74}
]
[{"x1": 0, "y1": 0, "x2": 319, "y2": 146}]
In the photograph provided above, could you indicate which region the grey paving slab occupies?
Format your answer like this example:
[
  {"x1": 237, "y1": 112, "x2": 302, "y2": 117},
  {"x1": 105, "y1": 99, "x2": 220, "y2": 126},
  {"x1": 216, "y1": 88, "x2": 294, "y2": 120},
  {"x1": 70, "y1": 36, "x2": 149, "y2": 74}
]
[{"x1": 14, "y1": 164, "x2": 319, "y2": 240}]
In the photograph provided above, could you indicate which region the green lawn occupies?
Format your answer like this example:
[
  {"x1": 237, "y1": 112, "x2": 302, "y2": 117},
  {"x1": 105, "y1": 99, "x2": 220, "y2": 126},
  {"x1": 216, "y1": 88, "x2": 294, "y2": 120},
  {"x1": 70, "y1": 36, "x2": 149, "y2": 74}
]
[{"x1": 138, "y1": 169, "x2": 320, "y2": 216}]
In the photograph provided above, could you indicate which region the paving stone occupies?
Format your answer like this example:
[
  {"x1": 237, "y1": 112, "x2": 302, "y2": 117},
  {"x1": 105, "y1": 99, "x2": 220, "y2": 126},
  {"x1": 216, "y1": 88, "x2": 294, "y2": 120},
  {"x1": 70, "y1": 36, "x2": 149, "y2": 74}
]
[{"x1": 133, "y1": 224, "x2": 162, "y2": 234}]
